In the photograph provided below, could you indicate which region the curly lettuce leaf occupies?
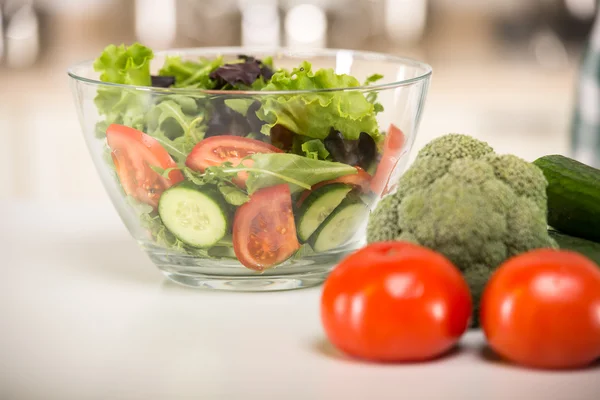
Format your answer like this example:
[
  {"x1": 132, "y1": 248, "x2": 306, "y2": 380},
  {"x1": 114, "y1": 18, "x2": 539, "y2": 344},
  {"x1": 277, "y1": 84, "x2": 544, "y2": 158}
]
[
  {"x1": 159, "y1": 56, "x2": 224, "y2": 89},
  {"x1": 93, "y1": 43, "x2": 154, "y2": 137},
  {"x1": 93, "y1": 88, "x2": 150, "y2": 137},
  {"x1": 300, "y1": 139, "x2": 330, "y2": 160},
  {"x1": 93, "y1": 43, "x2": 154, "y2": 86},
  {"x1": 256, "y1": 61, "x2": 381, "y2": 142}
]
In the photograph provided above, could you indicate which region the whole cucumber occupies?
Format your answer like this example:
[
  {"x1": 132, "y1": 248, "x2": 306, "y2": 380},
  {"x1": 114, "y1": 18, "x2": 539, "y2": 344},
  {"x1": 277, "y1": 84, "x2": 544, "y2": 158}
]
[
  {"x1": 534, "y1": 155, "x2": 600, "y2": 242},
  {"x1": 549, "y1": 230, "x2": 600, "y2": 265}
]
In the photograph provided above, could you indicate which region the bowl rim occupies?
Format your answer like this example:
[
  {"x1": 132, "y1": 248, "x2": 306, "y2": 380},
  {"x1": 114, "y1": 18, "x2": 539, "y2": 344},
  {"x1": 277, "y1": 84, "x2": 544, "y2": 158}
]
[{"x1": 67, "y1": 46, "x2": 432, "y2": 95}]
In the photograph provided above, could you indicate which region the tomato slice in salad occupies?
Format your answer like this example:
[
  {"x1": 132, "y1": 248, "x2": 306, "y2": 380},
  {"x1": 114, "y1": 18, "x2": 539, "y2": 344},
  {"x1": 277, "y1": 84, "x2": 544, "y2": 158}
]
[
  {"x1": 106, "y1": 124, "x2": 184, "y2": 208},
  {"x1": 296, "y1": 167, "x2": 371, "y2": 208},
  {"x1": 233, "y1": 185, "x2": 301, "y2": 271},
  {"x1": 186, "y1": 136, "x2": 282, "y2": 186},
  {"x1": 370, "y1": 124, "x2": 405, "y2": 196}
]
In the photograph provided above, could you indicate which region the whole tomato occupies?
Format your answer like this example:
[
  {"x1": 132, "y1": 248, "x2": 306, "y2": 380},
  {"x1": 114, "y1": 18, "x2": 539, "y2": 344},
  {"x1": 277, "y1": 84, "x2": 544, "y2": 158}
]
[
  {"x1": 481, "y1": 249, "x2": 600, "y2": 369},
  {"x1": 321, "y1": 242, "x2": 472, "y2": 362}
]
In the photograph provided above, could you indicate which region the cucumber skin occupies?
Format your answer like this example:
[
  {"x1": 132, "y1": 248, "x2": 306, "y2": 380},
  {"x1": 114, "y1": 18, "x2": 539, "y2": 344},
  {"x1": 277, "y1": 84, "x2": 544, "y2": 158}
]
[
  {"x1": 309, "y1": 197, "x2": 369, "y2": 252},
  {"x1": 534, "y1": 155, "x2": 600, "y2": 242},
  {"x1": 295, "y1": 183, "x2": 352, "y2": 242},
  {"x1": 549, "y1": 230, "x2": 600, "y2": 265}
]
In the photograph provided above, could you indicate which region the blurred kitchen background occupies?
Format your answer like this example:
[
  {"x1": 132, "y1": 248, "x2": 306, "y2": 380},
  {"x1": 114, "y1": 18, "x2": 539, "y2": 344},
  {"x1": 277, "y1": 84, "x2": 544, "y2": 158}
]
[{"x1": 0, "y1": 0, "x2": 597, "y2": 201}]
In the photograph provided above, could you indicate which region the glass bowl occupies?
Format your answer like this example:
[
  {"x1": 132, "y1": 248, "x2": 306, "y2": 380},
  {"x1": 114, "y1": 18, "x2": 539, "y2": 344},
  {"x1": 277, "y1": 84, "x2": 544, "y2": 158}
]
[{"x1": 68, "y1": 47, "x2": 431, "y2": 291}]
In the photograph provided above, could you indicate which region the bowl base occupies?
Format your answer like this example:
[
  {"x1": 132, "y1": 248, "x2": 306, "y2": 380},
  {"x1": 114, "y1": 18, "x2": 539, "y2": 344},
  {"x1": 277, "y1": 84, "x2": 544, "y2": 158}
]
[
  {"x1": 161, "y1": 269, "x2": 329, "y2": 291},
  {"x1": 145, "y1": 241, "x2": 359, "y2": 292}
]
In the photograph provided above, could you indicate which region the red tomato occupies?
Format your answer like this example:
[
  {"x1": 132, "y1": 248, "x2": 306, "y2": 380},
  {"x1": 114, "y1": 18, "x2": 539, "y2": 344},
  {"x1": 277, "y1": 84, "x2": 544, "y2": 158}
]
[
  {"x1": 371, "y1": 124, "x2": 405, "y2": 196},
  {"x1": 296, "y1": 167, "x2": 372, "y2": 207},
  {"x1": 481, "y1": 249, "x2": 600, "y2": 369},
  {"x1": 321, "y1": 242, "x2": 472, "y2": 362},
  {"x1": 106, "y1": 124, "x2": 184, "y2": 208},
  {"x1": 186, "y1": 136, "x2": 282, "y2": 186},
  {"x1": 233, "y1": 184, "x2": 300, "y2": 271}
]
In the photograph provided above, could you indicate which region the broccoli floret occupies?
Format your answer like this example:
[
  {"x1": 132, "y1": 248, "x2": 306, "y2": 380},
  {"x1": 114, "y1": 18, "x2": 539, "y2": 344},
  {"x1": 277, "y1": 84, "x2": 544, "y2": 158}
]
[
  {"x1": 367, "y1": 134, "x2": 557, "y2": 325},
  {"x1": 417, "y1": 133, "x2": 494, "y2": 161}
]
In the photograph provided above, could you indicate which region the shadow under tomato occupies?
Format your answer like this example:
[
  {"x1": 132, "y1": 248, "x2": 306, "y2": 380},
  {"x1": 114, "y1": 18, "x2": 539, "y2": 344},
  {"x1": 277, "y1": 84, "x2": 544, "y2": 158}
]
[
  {"x1": 309, "y1": 337, "x2": 464, "y2": 365},
  {"x1": 477, "y1": 344, "x2": 600, "y2": 372},
  {"x1": 478, "y1": 344, "x2": 506, "y2": 365}
]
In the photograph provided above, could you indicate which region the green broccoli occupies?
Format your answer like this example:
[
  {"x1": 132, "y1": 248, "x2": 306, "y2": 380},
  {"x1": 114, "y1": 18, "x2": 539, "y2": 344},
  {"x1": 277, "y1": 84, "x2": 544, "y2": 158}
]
[{"x1": 367, "y1": 134, "x2": 557, "y2": 324}]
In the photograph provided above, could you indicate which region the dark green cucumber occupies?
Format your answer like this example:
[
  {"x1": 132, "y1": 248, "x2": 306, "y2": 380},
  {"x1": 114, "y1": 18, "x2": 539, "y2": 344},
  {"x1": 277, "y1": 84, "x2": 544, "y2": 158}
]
[
  {"x1": 310, "y1": 197, "x2": 369, "y2": 253},
  {"x1": 296, "y1": 183, "x2": 353, "y2": 241},
  {"x1": 533, "y1": 155, "x2": 600, "y2": 242},
  {"x1": 548, "y1": 230, "x2": 600, "y2": 265},
  {"x1": 158, "y1": 183, "x2": 229, "y2": 248}
]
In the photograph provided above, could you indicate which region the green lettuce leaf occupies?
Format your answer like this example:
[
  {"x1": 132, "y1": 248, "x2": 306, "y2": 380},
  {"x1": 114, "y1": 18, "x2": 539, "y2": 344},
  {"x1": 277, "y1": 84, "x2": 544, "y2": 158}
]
[
  {"x1": 244, "y1": 153, "x2": 357, "y2": 194},
  {"x1": 300, "y1": 139, "x2": 330, "y2": 160},
  {"x1": 93, "y1": 43, "x2": 154, "y2": 86},
  {"x1": 159, "y1": 95, "x2": 199, "y2": 114},
  {"x1": 148, "y1": 129, "x2": 195, "y2": 163},
  {"x1": 363, "y1": 73, "x2": 383, "y2": 86},
  {"x1": 94, "y1": 88, "x2": 150, "y2": 137},
  {"x1": 224, "y1": 98, "x2": 254, "y2": 116},
  {"x1": 183, "y1": 153, "x2": 356, "y2": 195},
  {"x1": 93, "y1": 43, "x2": 154, "y2": 137},
  {"x1": 217, "y1": 182, "x2": 249, "y2": 206},
  {"x1": 290, "y1": 243, "x2": 316, "y2": 260},
  {"x1": 159, "y1": 56, "x2": 224, "y2": 89},
  {"x1": 256, "y1": 61, "x2": 381, "y2": 142},
  {"x1": 363, "y1": 73, "x2": 384, "y2": 113},
  {"x1": 146, "y1": 97, "x2": 206, "y2": 162}
]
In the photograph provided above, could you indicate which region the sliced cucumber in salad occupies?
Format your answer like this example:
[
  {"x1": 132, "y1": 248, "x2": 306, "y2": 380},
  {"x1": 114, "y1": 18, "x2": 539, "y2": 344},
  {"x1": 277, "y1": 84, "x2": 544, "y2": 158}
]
[
  {"x1": 310, "y1": 197, "x2": 369, "y2": 253},
  {"x1": 296, "y1": 183, "x2": 353, "y2": 242},
  {"x1": 158, "y1": 183, "x2": 229, "y2": 248}
]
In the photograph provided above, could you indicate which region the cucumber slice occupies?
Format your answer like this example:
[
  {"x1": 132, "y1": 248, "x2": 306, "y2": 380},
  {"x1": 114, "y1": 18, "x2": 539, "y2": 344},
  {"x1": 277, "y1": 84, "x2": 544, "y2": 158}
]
[
  {"x1": 310, "y1": 198, "x2": 369, "y2": 253},
  {"x1": 296, "y1": 183, "x2": 353, "y2": 242},
  {"x1": 158, "y1": 183, "x2": 229, "y2": 248}
]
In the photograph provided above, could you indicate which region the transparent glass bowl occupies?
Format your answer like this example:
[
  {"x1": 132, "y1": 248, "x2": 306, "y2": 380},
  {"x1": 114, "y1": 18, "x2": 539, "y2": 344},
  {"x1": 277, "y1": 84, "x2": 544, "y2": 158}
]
[{"x1": 69, "y1": 47, "x2": 431, "y2": 291}]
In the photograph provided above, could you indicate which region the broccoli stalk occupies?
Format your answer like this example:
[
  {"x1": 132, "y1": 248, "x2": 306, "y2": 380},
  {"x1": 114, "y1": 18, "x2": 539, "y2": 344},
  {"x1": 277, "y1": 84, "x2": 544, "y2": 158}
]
[{"x1": 367, "y1": 134, "x2": 557, "y2": 325}]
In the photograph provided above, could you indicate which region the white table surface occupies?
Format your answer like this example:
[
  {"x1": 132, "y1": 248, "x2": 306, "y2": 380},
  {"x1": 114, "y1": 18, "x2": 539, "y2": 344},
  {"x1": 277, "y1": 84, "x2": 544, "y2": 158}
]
[{"x1": 2, "y1": 201, "x2": 599, "y2": 400}]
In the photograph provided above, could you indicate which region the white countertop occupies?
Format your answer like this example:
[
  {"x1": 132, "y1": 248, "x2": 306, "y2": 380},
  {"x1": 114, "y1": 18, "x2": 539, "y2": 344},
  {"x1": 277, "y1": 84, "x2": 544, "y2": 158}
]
[{"x1": 2, "y1": 201, "x2": 599, "y2": 400}]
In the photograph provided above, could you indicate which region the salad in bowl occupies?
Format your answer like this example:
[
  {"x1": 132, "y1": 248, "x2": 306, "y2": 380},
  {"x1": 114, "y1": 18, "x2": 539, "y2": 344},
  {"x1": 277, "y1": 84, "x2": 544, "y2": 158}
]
[{"x1": 69, "y1": 43, "x2": 431, "y2": 290}]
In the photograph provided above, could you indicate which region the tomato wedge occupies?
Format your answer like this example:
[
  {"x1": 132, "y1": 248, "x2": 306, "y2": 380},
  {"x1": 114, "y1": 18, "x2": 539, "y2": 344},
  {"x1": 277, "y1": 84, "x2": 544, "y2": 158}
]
[
  {"x1": 106, "y1": 124, "x2": 183, "y2": 208},
  {"x1": 296, "y1": 167, "x2": 371, "y2": 208},
  {"x1": 233, "y1": 185, "x2": 300, "y2": 271},
  {"x1": 186, "y1": 136, "x2": 282, "y2": 187},
  {"x1": 370, "y1": 124, "x2": 405, "y2": 196}
]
